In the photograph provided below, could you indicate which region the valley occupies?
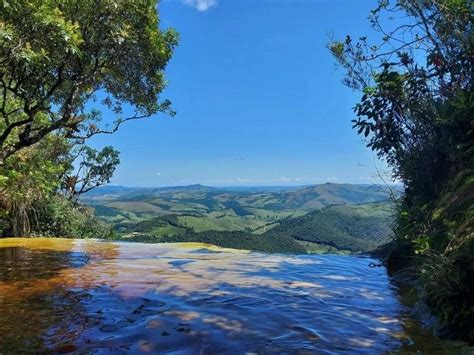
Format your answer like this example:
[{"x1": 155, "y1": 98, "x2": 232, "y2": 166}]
[{"x1": 84, "y1": 183, "x2": 396, "y2": 254}]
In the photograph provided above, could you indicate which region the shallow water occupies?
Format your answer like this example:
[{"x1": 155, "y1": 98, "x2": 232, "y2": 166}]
[{"x1": 0, "y1": 238, "x2": 469, "y2": 354}]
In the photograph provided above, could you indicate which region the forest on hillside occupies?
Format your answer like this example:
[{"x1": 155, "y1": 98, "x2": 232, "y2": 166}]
[{"x1": 86, "y1": 183, "x2": 395, "y2": 254}]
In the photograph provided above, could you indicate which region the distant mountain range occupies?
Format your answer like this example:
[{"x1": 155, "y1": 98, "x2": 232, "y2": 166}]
[
  {"x1": 84, "y1": 183, "x2": 303, "y2": 196},
  {"x1": 85, "y1": 183, "x2": 394, "y2": 209},
  {"x1": 85, "y1": 183, "x2": 397, "y2": 253}
]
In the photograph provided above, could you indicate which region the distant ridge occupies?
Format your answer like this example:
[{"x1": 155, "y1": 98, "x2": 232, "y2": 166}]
[{"x1": 86, "y1": 182, "x2": 395, "y2": 197}]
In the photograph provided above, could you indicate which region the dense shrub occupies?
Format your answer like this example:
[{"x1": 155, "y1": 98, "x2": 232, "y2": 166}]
[
  {"x1": 330, "y1": 0, "x2": 473, "y2": 341},
  {"x1": 32, "y1": 195, "x2": 113, "y2": 239}
]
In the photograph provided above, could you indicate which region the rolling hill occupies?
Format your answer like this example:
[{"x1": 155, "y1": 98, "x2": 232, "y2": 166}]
[
  {"x1": 264, "y1": 203, "x2": 395, "y2": 253},
  {"x1": 85, "y1": 182, "x2": 392, "y2": 219},
  {"x1": 85, "y1": 183, "x2": 395, "y2": 253}
]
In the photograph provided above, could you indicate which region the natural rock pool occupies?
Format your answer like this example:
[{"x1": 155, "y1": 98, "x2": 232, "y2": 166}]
[{"x1": 0, "y1": 238, "x2": 469, "y2": 353}]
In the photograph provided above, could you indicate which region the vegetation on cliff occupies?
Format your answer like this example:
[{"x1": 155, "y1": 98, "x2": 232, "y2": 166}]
[
  {"x1": 0, "y1": 0, "x2": 177, "y2": 236},
  {"x1": 330, "y1": 0, "x2": 473, "y2": 342}
]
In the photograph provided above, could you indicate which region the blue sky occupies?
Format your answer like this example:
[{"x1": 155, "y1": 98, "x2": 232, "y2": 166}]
[{"x1": 91, "y1": 0, "x2": 390, "y2": 187}]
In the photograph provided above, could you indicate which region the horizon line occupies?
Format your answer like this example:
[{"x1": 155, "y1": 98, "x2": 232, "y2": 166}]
[{"x1": 97, "y1": 181, "x2": 402, "y2": 189}]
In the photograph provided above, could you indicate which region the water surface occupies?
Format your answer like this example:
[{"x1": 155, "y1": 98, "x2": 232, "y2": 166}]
[{"x1": 0, "y1": 238, "x2": 468, "y2": 353}]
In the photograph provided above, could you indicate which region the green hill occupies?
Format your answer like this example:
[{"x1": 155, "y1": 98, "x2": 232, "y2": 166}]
[
  {"x1": 86, "y1": 184, "x2": 394, "y2": 254},
  {"x1": 85, "y1": 183, "x2": 392, "y2": 226},
  {"x1": 265, "y1": 203, "x2": 394, "y2": 253},
  {"x1": 263, "y1": 183, "x2": 393, "y2": 211}
]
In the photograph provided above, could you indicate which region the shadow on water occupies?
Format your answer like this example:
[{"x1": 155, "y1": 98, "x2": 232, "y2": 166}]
[
  {"x1": 0, "y1": 246, "x2": 90, "y2": 352},
  {"x1": 0, "y1": 247, "x2": 89, "y2": 282},
  {"x1": 0, "y1": 239, "x2": 470, "y2": 354}
]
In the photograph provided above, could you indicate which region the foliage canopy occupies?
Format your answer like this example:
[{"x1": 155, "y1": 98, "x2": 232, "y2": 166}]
[
  {"x1": 0, "y1": 0, "x2": 178, "y2": 237},
  {"x1": 330, "y1": 0, "x2": 473, "y2": 341},
  {"x1": 0, "y1": 0, "x2": 178, "y2": 162}
]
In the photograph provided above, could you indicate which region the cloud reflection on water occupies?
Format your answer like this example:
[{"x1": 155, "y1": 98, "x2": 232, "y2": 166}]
[{"x1": 0, "y1": 238, "x2": 464, "y2": 353}]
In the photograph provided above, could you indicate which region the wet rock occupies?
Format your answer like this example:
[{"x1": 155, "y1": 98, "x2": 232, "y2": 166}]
[{"x1": 100, "y1": 324, "x2": 118, "y2": 332}]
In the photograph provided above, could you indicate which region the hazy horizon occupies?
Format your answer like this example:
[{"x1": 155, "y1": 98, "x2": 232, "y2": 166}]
[{"x1": 95, "y1": 180, "x2": 400, "y2": 189}]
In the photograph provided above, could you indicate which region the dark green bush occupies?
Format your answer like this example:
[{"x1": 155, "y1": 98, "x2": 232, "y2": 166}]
[{"x1": 32, "y1": 195, "x2": 113, "y2": 239}]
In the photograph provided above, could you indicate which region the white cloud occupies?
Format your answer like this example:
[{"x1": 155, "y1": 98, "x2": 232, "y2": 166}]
[
  {"x1": 325, "y1": 176, "x2": 338, "y2": 182},
  {"x1": 156, "y1": 172, "x2": 161, "y2": 176},
  {"x1": 275, "y1": 176, "x2": 302, "y2": 183},
  {"x1": 214, "y1": 177, "x2": 257, "y2": 185},
  {"x1": 224, "y1": 177, "x2": 250, "y2": 184},
  {"x1": 184, "y1": 0, "x2": 217, "y2": 12}
]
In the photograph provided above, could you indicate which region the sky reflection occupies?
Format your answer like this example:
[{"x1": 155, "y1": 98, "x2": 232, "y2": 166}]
[{"x1": 0, "y1": 238, "x2": 467, "y2": 354}]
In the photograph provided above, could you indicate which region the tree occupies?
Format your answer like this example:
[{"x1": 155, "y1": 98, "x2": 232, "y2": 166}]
[
  {"x1": 329, "y1": 0, "x2": 472, "y2": 199},
  {"x1": 328, "y1": 0, "x2": 473, "y2": 239},
  {"x1": 0, "y1": 0, "x2": 178, "y2": 163},
  {"x1": 0, "y1": 135, "x2": 69, "y2": 235},
  {"x1": 0, "y1": 137, "x2": 120, "y2": 236},
  {"x1": 62, "y1": 145, "x2": 120, "y2": 202}
]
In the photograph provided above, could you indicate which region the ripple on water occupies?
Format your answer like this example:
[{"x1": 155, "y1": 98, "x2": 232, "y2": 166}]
[{"x1": 0, "y1": 238, "x2": 469, "y2": 354}]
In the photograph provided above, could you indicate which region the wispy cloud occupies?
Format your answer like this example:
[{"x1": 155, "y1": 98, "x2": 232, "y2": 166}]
[
  {"x1": 223, "y1": 177, "x2": 251, "y2": 184},
  {"x1": 184, "y1": 0, "x2": 217, "y2": 12},
  {"x1": 274, "y1": 176, "x2": 302, "y2": 183}
]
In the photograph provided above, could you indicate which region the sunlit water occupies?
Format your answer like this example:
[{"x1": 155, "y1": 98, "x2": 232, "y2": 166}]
[{"x1": 0, "y1": 238, "x2": 469, "y2": 354}]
